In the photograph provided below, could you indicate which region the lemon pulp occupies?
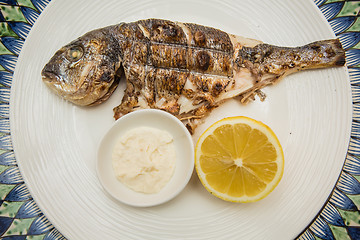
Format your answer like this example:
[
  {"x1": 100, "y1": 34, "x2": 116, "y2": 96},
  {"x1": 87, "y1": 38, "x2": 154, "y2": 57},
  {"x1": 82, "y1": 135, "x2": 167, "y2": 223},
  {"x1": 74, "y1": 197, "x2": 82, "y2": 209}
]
[{"x1": 195, "y1": 116, "x2": 284, "y2": 203}]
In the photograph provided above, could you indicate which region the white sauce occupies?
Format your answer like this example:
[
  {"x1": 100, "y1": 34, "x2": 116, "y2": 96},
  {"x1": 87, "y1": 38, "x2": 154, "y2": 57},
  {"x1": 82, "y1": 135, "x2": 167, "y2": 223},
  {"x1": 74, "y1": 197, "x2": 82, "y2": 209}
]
[{"x1": 112, "y1": 126, "x2": 176, "y2": 194}]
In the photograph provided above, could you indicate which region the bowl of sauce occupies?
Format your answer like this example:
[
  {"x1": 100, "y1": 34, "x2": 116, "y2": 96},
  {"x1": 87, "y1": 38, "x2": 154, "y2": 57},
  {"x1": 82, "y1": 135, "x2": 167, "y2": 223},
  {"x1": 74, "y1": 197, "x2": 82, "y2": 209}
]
[{"x1": 97, "y1": 109, "x2": 194, "y2": 207}]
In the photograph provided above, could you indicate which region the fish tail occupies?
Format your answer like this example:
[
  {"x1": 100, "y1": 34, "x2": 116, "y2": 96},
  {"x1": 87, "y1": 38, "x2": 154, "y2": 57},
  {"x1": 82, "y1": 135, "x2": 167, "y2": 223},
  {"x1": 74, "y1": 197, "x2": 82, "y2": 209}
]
[
  {"x1": 301, "y1": 39, "x2": 345, "y2": 68},
  {"x1": 236, "y1": 38, "x2": 346, "y2": 78},
  {"x1": 235, "y1": 39, "x2": 346, "y2": 103}
]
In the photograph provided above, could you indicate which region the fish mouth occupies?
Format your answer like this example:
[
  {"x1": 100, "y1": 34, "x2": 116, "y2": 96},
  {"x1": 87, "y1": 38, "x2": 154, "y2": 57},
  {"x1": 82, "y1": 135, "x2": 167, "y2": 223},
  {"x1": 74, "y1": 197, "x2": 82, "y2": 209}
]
[{"x1": 41, "y1": 70, "x2": 59, "y2": 83}]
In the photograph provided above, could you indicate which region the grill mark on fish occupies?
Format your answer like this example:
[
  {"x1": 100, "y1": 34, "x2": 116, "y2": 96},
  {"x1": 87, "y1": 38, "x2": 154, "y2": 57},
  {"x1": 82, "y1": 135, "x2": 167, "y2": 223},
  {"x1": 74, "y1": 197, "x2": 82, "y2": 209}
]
[
  {"x1": 113, "y1": 19, "x2": 236, "y2": 121},
  {"x1": 117, "y1": 20, "x2": 234, "y2": 74},
  {"x1": 41, "y1": 18, "x2": 346, "y2": 134}
]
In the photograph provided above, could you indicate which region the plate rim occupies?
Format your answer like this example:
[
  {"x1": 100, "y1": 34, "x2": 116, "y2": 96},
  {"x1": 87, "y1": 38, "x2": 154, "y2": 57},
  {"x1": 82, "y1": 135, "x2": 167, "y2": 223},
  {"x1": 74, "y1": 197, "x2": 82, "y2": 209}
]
[{"x1": 1, "y1": 0, "x2": 359, "y2": 239}]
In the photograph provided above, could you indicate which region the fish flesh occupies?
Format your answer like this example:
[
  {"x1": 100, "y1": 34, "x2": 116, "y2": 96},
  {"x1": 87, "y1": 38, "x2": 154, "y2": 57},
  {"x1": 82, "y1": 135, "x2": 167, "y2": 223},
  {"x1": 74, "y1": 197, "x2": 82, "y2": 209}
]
[{"x1": 41, "y1": 19, "x2": 345, "y2": 133}]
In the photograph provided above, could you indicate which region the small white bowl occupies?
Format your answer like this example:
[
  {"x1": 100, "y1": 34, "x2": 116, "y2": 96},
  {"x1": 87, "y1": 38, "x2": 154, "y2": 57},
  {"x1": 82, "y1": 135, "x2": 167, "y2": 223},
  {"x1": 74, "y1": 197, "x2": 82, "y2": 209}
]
[{"x1": 96, "y1": 109, "x2": 194, "y2": 207}]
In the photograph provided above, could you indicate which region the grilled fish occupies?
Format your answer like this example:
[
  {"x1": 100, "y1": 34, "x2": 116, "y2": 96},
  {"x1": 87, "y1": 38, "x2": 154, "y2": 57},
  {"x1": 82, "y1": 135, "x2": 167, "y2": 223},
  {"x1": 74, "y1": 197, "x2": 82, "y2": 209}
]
[{"x1": 42, "y1": 19, "x2": 345, "y2": 133}]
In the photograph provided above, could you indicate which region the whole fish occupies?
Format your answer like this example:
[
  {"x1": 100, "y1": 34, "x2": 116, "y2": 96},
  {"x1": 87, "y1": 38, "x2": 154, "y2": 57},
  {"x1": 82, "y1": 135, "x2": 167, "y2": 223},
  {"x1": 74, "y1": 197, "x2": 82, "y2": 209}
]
[{"x1": 42, "y1": 19, "x2": 345, "y2": 133}]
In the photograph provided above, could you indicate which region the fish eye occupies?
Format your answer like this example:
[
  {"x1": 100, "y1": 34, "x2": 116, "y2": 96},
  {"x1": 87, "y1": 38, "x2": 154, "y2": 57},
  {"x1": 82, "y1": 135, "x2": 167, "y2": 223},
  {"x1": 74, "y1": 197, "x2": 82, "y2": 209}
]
[{"x1": 66, "y1": 46, "x2": 84, "y2": 62}]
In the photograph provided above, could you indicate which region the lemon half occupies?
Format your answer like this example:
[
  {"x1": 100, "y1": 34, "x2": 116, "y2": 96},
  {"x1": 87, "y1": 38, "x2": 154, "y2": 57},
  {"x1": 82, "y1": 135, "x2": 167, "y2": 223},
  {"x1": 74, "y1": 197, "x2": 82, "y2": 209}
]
[{"x1": 195, "y1": 116, "x2": 284, "y2": 203}]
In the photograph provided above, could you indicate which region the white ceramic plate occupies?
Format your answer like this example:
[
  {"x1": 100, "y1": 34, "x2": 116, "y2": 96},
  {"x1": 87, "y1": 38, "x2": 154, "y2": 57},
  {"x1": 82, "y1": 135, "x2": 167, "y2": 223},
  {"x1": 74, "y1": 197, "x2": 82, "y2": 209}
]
[{"x1": 10, "y1": 0, "x2": 352, "y2": 239}]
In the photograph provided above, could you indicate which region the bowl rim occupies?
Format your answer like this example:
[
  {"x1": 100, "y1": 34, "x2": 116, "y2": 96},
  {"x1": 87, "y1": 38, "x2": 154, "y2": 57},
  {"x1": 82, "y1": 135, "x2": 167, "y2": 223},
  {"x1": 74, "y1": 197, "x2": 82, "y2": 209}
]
[{"x1": 96, "y1": 109, "x2": 195, "y2": 207}]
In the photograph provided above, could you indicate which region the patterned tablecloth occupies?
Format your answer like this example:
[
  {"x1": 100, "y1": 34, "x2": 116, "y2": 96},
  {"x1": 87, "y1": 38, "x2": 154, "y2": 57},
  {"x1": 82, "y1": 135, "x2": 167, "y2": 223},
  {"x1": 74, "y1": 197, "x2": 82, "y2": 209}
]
[{"x1": 1, "y1": 0, "x2": 360, "y2": 239}]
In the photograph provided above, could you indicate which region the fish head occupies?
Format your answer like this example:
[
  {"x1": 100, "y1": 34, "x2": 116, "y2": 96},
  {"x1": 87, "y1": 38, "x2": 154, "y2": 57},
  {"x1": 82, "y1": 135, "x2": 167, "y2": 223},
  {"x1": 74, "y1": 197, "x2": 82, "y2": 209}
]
[{"x1": 41, "y1": 26, "x2": 122, "y2": 106}]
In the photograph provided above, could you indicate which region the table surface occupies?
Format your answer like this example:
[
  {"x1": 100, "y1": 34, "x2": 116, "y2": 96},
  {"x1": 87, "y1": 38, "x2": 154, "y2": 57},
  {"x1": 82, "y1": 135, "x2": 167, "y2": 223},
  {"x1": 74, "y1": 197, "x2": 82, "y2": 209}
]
[{"x1": 1, "y1": 0, "x2": 360, "y2": 239}]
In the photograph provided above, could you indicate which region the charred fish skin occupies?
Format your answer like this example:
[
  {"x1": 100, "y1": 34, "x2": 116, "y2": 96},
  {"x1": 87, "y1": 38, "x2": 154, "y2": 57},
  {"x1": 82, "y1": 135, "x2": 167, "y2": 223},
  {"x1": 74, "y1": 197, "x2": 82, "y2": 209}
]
[
  {"x1": 41, "y1": 19, "x2": 346, "y2": 133},
  {"x1": 235, "y1": 39, "x2": 346, "y2": 103},
  {"x1": 111, "y1": 19, "x2": 345, "y2": 120},
  {"x1": 111, "y1": 19, "x2": 236, "y2": 120}
]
